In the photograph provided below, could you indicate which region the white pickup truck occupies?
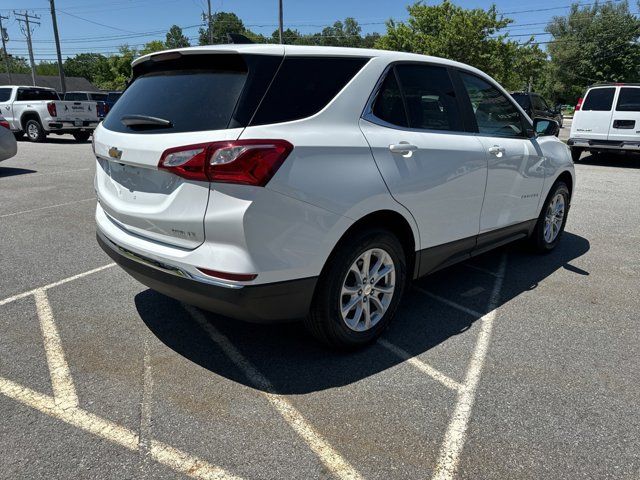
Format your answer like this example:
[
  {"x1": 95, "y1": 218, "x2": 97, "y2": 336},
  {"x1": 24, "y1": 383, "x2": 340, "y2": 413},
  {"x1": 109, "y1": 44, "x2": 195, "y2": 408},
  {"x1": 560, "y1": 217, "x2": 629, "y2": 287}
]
[{"x1": 0, "y1": 85, "x2": 100, "y2": 142}]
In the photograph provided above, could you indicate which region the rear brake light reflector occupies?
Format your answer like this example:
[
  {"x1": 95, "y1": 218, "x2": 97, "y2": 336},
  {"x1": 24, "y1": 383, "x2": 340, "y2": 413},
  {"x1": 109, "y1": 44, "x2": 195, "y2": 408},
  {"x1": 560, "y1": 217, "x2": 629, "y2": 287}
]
[
  {"x1": 0, "y1": 120, "x2": 9, "y2": 129},
  {"x1": 197, "y1": 267, "x2": 257, "y2": 282},
  {"x1": 47, "y1": 101, "x2": 57, "y2": 117},
  {"x1": 575, "y1": 97, "x2": 583, "y2": 111},
  {"x1": 159, "y1": 139, "x2": 293, "y2": 186}
]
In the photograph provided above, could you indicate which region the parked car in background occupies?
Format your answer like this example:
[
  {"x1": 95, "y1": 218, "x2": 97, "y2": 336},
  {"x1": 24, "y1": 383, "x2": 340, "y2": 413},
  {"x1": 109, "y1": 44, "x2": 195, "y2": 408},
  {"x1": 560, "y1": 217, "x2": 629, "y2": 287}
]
[
  {"x1": 63, "y1": 91, "x2": 109, "y2": 119},
  {"x1": 94, "y1": 45, "x2": 574, "y2": 348},
  {"x1": 569, "y1": 83, "x2": 640, "y2": 161},
  {"x1": 104, "y1": 91, "x2": 122, "y2": 114},
  {"x1": 0, "y1": 113, "x2": 17, "y2": 162},
  {"x1": 0, "y1": 86, "x2": 100, "y2": 142},
  {"x1": 511, "y1": 91, "x2": 564, "y2": 128}
]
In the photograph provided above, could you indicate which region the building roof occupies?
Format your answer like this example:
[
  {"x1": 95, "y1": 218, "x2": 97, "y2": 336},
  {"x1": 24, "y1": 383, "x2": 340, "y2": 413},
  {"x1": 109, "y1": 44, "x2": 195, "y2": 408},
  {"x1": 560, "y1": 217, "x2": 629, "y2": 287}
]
[{"x1": 0, "y1": 73, "x2": 98, "y2": 92}]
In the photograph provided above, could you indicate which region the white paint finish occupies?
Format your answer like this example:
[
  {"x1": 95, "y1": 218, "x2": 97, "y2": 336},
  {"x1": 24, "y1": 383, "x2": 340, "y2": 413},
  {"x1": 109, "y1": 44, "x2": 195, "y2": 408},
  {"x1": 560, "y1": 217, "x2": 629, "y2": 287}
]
[
  {"x1": 360, "y1": 120, "x2": 487, "y2": 248},
  {"x1": 34, "y1": 289, "x2": 78, "y2": 409},
  {"x1": 431, "y1": 253, "x2": 507, "y2": 480},
  {"x1": 378, "y1": 339, "x2": 463, "y2": 392},
  {"x1": 570, "y1": 87, "x2": 617, "y2": 141},
  {"x1": 607, "y1": 86, "x2": 640, "y2": 144},
  {"x1": 475, "y1": 135, "x2": 545, "y2": 232},
  {"x1": 184, "y1": 304, "x2": 363, "y2": 480}
]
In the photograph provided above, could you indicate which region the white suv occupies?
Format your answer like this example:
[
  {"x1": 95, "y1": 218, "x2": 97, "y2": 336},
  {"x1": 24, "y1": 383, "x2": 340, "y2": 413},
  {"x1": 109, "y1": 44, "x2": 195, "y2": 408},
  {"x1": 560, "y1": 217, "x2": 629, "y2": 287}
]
[
  {"x1": 94, "y1": 45, "x2": 575, "y2": 348},
  {"x1": 569, "y1": 83, "x2": 640, "y2": 161}
]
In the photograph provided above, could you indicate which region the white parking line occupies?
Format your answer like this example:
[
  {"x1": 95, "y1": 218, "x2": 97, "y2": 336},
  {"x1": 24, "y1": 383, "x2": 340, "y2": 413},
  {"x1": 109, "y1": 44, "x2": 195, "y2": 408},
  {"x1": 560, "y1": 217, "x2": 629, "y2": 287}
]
[
  {"x1": 377, "y1": 339, "x2": 462, "y2": 392},
  {"x1": 413, "y1": 286, "x2": 484, "y2": 318},
  {"x1": 0, "y1": 376, "x2": 241, "y2": 480},
  {"x1": 34, "y1": 289, "x2": 78, "y2": 408},
  {"x1": 184, "y1": 304, "x2": 363, "y2": 480},
  {"x1": 0, "y1": 197, "x2": 95, "y2": 219},
  {"x1": 0, "y1": 263, "x2": 116, "y2": 307},
  {"x1": 431, "y1": 253, "x2": 507, "y2": 480}
]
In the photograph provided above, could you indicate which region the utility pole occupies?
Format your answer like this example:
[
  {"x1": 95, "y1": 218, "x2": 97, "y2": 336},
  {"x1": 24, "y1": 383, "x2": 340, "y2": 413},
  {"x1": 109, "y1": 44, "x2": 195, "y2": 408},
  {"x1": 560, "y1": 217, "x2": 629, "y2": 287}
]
[
  {"x1": 207, "y1": 0, "x2": 213, "y2": 44},
  {"x1": 0, "y1": 15, "x2": 11, "y2": 83},
  {"x1": 278, "y1": 0, "x2": 284, "y2": 44},
  {"x1": 49, "y1": 0, "x2": 66, "y2": 94},
  {"x1": 14, "y1": 11, "x2": 40, "y2": 87}
]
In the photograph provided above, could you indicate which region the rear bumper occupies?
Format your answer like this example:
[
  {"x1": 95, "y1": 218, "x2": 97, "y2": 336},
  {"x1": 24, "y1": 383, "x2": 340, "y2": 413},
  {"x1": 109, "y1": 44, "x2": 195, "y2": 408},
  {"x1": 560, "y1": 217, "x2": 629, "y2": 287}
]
[
  {"x1": 47, "y1": 121, "x2": 98, "y2": 132},
  {"x1": 97, "y1": 230, "x2": 317, "y2": 323},
  {"x1": 568, "y1": 138, "x2": 640, "y2": 151}
]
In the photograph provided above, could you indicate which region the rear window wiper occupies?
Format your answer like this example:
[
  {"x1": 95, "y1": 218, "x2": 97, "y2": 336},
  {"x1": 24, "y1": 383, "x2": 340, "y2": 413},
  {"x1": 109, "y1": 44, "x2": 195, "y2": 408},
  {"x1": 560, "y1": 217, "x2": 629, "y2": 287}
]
[{"x1": 121, "y1": 114, "x2": 172, "y2": 128}]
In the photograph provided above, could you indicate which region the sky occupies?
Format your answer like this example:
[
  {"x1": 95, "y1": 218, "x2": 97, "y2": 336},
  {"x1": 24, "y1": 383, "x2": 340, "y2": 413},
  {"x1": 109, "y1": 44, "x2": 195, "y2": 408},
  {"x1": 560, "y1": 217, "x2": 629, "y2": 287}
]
[{"x1": 0, "y1": 0, "x2": 635, "y2": 62}]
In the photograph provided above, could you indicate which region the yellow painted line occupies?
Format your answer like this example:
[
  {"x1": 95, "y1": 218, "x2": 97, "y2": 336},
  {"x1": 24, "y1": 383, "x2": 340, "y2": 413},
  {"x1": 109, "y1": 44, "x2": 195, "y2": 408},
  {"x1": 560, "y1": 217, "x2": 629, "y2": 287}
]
[
  {"x1": 377, "y1": 339, "x2": 463, "y2": 392},
  {"x1": 431, "y1": 253, "x2": 508, "y2": 480},
  {"x1": 0, "y1": 263, "x2": 116, "y2": 307},
  {"x1": 0, "y1": 377, "x2": 241, "y2": 480},
  {"x1": 34, "y1": 289, "x2": 78, "y2": 408},
  {"x1": 184, "y1": 305, "x2": 363, "y2": 480}
]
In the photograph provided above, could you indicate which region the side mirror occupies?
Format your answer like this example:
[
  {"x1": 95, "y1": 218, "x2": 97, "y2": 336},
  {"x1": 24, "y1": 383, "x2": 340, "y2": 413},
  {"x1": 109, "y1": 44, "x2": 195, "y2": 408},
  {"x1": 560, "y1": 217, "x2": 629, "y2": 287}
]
[{"x1": 533, "y1": 118, "x2": 560, "y2": 137}]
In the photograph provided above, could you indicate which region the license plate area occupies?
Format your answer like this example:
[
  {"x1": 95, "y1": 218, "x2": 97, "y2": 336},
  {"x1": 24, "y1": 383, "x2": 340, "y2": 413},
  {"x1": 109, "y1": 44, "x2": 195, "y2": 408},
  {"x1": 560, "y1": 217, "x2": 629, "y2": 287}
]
[{"x1": 74, "y1": 120, "x2": 83, "y2": 127}]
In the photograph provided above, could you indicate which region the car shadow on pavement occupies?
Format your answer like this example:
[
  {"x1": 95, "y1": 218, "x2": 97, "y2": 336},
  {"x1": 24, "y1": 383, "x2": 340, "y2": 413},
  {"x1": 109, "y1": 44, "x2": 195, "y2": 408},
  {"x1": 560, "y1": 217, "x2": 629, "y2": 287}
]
[
  {"x1": 0, "y1": 167, "x2": 37, "y2": 177},
  {"x1": 578, "y1": 152, "x2": 640, "y2": 168},
  {"x1": 135, "y1": 231, "x2": 590, "y2": 395}
]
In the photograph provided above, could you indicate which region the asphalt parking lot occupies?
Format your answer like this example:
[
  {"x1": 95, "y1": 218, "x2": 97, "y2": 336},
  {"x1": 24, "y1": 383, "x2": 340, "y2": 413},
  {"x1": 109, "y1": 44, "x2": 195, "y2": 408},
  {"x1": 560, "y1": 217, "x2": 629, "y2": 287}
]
[{"x1": 1, "y1": 132, "x2": 638, "y2": 480}]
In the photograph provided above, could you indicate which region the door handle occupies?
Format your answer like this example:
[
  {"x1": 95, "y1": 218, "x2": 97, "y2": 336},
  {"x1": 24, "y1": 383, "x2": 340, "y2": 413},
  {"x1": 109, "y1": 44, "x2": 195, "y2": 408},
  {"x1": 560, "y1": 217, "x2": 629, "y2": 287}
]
[
  {"x1": 488, "y1": 146, "x2": 505, "y2": 157},
  {"x1": 389, "y1": 142, "x2": 418, "y2": 155}
]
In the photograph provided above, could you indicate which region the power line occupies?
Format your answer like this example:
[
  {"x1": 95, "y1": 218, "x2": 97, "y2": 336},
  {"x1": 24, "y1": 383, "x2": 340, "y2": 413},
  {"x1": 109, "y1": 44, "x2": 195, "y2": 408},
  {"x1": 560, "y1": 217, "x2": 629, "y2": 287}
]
[{"x1": 14, "y1": 10, "x2": 40, "y2": 86}]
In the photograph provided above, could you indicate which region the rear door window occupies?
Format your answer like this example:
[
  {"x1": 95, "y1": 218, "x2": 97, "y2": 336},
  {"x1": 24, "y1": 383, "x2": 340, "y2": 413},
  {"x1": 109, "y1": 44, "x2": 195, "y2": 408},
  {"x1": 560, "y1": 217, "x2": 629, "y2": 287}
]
[
  {"x1": 394, "y1": 64, "x2": 463, "y2": 132},
  {"x1": 250, "y1": 56, "x2": 368, "y2": 126},
  {"x1": 0, "y1": 88, "x2": 12, "y2": 102},
  {"x1": 372, "y1": 69, "x2": 408, "y2": 128},
  {"x1": 616, "y1": 88, "x2": 640, "y2": 111},
  {"x1": 582, "y1": 88, "x2": 615, "y2": 111}
]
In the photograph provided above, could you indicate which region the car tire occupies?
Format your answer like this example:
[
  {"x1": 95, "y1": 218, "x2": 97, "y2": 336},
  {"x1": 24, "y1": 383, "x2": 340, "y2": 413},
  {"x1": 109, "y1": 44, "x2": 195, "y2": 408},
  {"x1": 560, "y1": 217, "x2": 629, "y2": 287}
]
[
  {"x1": 305, "y1": 229, "x2": 407, "y2": 349},
  {"x1": 570, "y1": 148, "x2": 582, "y2": 162},
  {"x1": 529, "y1": 181, "x2": 570, "y2": 253},
  {"x1": 25, "y1": 119, "x2": 45, "y2": 143},
  {"x1": 73, "y1": 132, "x2": 91, "y2": 142}
]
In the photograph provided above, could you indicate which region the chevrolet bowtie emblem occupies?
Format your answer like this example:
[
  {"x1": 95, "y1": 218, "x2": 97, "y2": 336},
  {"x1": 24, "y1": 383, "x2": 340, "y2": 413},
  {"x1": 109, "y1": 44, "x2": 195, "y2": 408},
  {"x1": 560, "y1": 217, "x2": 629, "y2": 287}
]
[{"x1": 108, "y1": 147, "x2": 123, "y2": 160}]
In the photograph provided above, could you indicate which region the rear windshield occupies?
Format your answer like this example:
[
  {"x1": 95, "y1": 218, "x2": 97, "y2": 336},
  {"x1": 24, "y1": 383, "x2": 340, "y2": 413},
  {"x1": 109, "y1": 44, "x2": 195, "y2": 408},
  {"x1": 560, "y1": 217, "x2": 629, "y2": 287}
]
[
  {"x1": 582, "y1": 88, "x2": 615, "y2": 111},
  {"x1": 65, "y1": 92, "x2": 88, "y2": 101},
  {"x1": 89, "y1": 93, "x2": 108, "y2": 101},
  {"x1": 103, "y1": 53, "x2": 280, "y2": 134},
  {"x1": 106, "y1": 92, "x2": 122, "y2": 102},
  {"x1": 17, "y1": 88, "x2": 59, "y2": 101},
  {"x1": 616, "y1": 87, "x2": 640, "y2": 112},
  {"x1": 511, "y1": 93, "x2": 530, "y2": 109}
]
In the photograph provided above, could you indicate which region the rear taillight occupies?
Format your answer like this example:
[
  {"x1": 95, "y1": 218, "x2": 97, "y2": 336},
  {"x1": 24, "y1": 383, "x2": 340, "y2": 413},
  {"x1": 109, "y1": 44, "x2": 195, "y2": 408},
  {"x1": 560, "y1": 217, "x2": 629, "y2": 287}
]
[
  {"x1": 0, "y1": 120, "x2": 9, "y2": 129},
  {"x1": 158, "y1": 139, "x2": 293, "y2": 186},
  {"x1": 47, "y1": 102, "x2": 57, "y2": 117},
  {"x1": 575, "y1": 97, "x2": 583, "y2": 111},
  {"x1": 196, "y1": 267, "x2": 257, "y2": 282}
]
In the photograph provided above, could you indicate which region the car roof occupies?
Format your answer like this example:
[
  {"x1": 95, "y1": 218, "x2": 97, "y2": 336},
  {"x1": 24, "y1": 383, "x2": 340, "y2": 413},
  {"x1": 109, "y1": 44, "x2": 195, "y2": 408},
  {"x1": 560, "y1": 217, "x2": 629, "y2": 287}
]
[
  {"x1": 131, "y1": 43, "x2": 486, "y2": 76},
  {"x1": 1, "y1": 85, "x2": 56, "y2": 90}
]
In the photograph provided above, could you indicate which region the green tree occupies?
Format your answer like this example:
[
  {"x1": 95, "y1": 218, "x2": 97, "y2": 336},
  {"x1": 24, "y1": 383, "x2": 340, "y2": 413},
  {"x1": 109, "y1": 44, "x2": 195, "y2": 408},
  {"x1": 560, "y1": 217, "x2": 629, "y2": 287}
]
[
  {"x1": 543, "y1": 1, "x2": 640, "y2": 103},
  {"x1": 375, "y1": 1, "x2": 545, "y2": 90},
  {"x1": 96, "y1": 45, "x2": 137, "y2": 90},
  {"x1": 0, "y1": 55, "x2": 31, "y2": 74},
  {"x1": 63, "y1": 53, "x2": 110, "y2": 83},
  {"x1": 35, "y1": 61, "x2": 60, "y2": 76},
  {"x1": 165, "y1": 25, "x2": 191, "y2": 49},
  {"x1": 139, "y1": 40, "x2": 166, "y2": 56},
  {"x1": 199, "y1": 12, "x2": 248, "y2": 44}
]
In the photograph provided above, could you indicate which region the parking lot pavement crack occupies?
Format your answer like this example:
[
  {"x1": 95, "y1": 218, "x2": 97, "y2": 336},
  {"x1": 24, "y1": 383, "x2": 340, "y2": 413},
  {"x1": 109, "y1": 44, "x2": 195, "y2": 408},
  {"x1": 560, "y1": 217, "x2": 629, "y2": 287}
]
[{"x1": 183, "y1": 303, "x2": 364, "y2": 480}]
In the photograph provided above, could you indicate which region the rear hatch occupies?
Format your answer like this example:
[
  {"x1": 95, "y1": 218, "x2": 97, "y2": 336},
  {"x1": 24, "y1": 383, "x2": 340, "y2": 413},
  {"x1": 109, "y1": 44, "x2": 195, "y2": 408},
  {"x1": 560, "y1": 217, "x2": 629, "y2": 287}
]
[
  {"x1": 94, "y1": 50, "x2": 283, "y2": 249},
  {"x1": 571, "y1": 86, "x2": 616, "y2": 141},
  {"x1": 55, "y1": 101, "x2": 99, "y2": 123},
  {"x1": 608, "y1": 86, "x2": 640, "y2": 144}
]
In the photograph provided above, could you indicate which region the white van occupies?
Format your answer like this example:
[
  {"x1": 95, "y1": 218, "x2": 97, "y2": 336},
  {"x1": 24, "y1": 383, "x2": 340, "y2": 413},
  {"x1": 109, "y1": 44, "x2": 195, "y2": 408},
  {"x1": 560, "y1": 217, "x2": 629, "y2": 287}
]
[{"x1": 569, "y1": 83, "x2": 640, "y2": 161}]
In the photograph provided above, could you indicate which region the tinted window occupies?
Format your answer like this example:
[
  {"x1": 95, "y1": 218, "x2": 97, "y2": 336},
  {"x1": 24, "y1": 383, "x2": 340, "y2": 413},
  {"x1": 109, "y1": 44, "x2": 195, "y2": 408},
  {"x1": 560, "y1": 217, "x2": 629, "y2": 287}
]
[
  {"x1": 0, "y1": 88, "x2": 11, "y2": 102},
  {"x1": 89, "y1": 93, "x2": 108, "y2": 101},
  {"x1": 461, "y1": 73, "x2": 526, "y2": 137},
  {"x1": 65, "y1": 92, "x2": 88, "y2": 101},
  {"x1": 395, "y1": 64, "x2": 463, "y2": 132},
  {"x1": 531, "y1": 95, "x2": 545, "y2": 110},
  {"x1": 511, "y1": 93, "x2": 530, "y2": 110},
  {"x1": 582, "y1": 88, "x2": 615, "y2": 111},
  {"x1": 372, "y1": 70, "x2": 408, "y2": 127},
  {"x1": 104, "y1": 55, "x2": 250, "y2": 134},
  {"x1": 17, "y1": 88, "x2": 59, "y2": 101},
  {"x1": 250, "y1": 56, "x2": 368, "y2": 126},
  {"x1": 106, "y1": 92, "x2": 122, "y2": 102},
  {"x1": 616, "y1": 88, "x2": 640, "y2": 112}
]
